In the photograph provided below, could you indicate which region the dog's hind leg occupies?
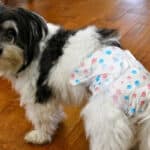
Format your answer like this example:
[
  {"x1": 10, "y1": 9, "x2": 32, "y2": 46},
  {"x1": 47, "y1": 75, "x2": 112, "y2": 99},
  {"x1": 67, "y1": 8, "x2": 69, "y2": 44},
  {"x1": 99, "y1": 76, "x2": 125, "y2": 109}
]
[
  {"x1": 138, "y1": 114, "x2": 150, "y2": 150},
  {"x1": 24, "y1": 100, "x2": 65, "y2": 144},
  {"x1": 81, "y1": 94, "x2": 134, "y2": 150}
]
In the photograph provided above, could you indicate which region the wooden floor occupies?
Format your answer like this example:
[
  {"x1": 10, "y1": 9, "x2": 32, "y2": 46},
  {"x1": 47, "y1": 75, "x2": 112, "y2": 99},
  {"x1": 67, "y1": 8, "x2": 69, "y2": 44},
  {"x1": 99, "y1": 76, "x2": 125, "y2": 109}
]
[{"x1": 0, "y1": 0, "x2": 150, "y2": 149}]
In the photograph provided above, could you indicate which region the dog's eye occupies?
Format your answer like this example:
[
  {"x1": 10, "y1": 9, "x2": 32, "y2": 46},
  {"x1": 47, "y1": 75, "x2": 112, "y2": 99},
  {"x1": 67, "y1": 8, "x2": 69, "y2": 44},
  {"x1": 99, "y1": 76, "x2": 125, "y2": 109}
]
[{"x1": 6, "y1": 29, "x2": 16, "y2": 42}]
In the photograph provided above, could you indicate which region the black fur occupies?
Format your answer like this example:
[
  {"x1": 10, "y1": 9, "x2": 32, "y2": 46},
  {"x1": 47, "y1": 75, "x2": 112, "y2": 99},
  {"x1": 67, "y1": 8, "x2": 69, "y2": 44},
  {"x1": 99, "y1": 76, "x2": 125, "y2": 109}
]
[
  {"x1": 36, "y1": 29, "x2": 76, "y2": 103},
  {"x1": 104, "y1": 40, "x2": 121, "y2": 48},
  {"x1": 0, "y1": 6, "x2": 48, "y2": 72},
  {"x1": 97, "y1": 28, "x2": 121, "y2": 47},
  {"x1": 97, "y1": 28, "x2": 118, "y2": 38}
]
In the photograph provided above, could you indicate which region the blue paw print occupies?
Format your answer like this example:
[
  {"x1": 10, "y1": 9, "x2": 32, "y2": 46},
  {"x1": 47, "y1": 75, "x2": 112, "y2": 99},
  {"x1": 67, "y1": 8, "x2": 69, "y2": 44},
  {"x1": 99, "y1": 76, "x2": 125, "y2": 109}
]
[
  {"x1": 75, "y1": 79, "x2": 80, "y2": 84},
  {"x1": 96, "y1": 75, "x2": 101, "y2": 82},
  {"x1": 87, "y1": 53, "x2": 93, "y2": 58},
  {"x1": 105, "y1": 49, "x2": 112, "y2": 55},
  {"x1": 130, "y1": 108, "x2": 136, "y2": 113},
  {"x1": 134, "y1": 80, "x2": 140, "y2": 86},
  {"x1": 131, "y1": 69, "x2": 137, "y2": 75},
  {"x1": 124, "y1": 95, "x2": 129, "y2": 100},
  {"x1": 99, "y1": 58, "x2": 104, "y2": 64},
  {"x1": 74, "y1": 69, "x2": 79, "y2": 73},
  {"x1": 127, "y1": 84, "x2": 132, "y2": 90}
]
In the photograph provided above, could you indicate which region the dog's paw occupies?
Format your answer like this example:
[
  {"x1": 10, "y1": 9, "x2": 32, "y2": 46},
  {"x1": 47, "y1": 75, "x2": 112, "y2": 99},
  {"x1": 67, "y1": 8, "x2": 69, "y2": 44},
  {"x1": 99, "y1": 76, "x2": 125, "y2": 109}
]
[{"x1": 24, "y1": 130, "x2": 51, "y2": 144}]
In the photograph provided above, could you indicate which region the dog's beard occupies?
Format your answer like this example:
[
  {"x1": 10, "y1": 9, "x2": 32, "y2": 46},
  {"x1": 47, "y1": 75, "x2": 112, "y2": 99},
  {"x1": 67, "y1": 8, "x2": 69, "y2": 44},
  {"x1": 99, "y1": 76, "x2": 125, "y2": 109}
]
[{"x1": 0, "y1": 44, "x2": 24, "y2": 75}]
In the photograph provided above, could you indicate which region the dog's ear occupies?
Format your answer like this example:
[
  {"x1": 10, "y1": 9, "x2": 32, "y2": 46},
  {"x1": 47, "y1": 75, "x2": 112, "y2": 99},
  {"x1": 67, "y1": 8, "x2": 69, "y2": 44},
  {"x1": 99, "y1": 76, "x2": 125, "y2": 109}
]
[
  {"x1": 16, "y1": 8, "x2": 48, "y2": 42},
  {"x1": 14, "y1": 8, "x2": 48, "y2": 72}
]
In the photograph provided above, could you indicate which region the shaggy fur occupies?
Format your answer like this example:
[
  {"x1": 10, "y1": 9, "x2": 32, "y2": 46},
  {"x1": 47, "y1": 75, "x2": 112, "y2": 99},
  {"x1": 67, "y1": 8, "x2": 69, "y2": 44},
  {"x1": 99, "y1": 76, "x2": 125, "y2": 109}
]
[{"x1": 0, "y1": 5, "x2": 150, "y2": 150}]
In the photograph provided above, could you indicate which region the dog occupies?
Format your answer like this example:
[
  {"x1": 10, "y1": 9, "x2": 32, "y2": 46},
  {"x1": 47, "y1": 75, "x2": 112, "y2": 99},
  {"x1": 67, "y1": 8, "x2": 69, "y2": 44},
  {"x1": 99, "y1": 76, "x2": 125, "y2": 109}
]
[{"x1": 0, "y1": 5, "x2": 150, "y2": 150}]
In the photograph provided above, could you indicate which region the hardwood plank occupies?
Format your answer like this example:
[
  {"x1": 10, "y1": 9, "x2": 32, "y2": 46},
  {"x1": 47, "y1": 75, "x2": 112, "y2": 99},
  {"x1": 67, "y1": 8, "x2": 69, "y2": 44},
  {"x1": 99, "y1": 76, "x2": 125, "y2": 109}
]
[{"x1": 0, "y1": 0, "x2": 150, "y2": 150}]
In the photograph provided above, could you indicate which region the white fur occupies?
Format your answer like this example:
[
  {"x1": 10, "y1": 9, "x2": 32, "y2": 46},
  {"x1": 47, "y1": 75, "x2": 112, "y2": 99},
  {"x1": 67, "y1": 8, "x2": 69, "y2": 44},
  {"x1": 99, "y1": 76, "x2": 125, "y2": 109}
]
[
  {"x1": 6, "y1": 24, "x2": 64, "y2": 144},
  {"x1": 81, "y1": 94, "x2": 135, "y2": 150},
  {"x1": 24, "y1": 101, "x2": 65, "y2": 144},
  {"x1": 48, "y1": 26, "x2": 103, "y2": 104},
  {"x1": 10, "y1": 59, "x2": 65, "y2": 144},
  {"x1": 2, "y1": 20, "x2": 18, "y2": 33}
]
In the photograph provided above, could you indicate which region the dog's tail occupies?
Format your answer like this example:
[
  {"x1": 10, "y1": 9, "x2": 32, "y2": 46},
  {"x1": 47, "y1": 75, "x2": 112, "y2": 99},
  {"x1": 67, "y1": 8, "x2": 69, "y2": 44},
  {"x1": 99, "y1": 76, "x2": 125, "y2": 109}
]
[{"x1": 97, "y1": 28, "x2": 121, "y2": 48}]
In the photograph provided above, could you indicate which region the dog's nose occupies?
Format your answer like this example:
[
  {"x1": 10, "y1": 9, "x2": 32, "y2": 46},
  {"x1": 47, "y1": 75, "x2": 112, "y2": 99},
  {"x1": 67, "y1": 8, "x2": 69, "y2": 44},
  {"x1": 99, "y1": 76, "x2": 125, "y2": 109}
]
[{"x1": 0, "y1": 48, "x2": 3, "y2": 55}]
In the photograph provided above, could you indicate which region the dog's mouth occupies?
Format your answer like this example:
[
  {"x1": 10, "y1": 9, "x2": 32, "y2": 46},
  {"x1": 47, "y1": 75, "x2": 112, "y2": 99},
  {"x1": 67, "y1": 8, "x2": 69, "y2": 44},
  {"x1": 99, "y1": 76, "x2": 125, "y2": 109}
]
[{"x1": 0, "y1": 45, "x2": 24, "y2": 74}]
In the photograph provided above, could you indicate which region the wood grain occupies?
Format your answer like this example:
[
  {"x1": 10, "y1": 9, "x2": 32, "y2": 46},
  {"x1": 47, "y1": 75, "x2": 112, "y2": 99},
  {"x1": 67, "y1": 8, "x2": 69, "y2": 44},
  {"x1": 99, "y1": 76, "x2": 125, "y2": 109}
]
[{"x1": 0, "y1": 0, "x2": 150, "y2": 149}]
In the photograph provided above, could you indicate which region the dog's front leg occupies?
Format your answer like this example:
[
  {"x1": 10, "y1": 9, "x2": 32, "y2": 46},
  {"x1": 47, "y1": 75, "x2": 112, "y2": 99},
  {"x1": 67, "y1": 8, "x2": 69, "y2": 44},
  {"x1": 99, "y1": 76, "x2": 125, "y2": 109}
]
[{"x1": 24, "y1": 100, "x2": 64, "y2": 144}]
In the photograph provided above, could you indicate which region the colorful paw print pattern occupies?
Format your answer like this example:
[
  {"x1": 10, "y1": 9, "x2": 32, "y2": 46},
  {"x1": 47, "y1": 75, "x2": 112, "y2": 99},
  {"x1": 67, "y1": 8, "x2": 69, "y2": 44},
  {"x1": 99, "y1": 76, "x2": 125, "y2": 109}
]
[{"x1": 70, "y1": 46, "x2": 150, "y2": 116}]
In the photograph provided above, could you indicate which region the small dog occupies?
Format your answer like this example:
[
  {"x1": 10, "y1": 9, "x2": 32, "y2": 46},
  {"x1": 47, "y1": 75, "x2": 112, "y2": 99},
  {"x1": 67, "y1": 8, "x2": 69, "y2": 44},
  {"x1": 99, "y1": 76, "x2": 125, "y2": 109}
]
[{"x1": 0, "y1": 5, "x2": 150, "y2": 150}]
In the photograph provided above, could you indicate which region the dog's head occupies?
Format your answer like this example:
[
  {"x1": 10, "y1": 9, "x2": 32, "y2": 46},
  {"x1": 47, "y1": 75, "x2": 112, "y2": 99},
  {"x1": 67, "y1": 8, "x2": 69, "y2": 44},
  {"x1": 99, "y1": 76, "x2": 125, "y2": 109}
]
[{"x1": 0, "y1": 5, "x2": 48, "y2": 75}]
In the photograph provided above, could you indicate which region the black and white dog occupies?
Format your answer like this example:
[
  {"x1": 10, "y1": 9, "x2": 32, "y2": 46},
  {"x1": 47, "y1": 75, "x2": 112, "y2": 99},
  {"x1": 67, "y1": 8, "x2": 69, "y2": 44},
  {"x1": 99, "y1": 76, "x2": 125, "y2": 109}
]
[{"x1": 1, "y1": 5, "x2": 150, "y2": 150}]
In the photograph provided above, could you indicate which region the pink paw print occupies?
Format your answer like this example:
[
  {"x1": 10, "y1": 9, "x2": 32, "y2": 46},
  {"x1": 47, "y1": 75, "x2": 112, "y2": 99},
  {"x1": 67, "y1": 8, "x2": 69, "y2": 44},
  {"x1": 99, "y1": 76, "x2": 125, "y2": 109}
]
[
  {"x1": 83, "y1": 69, "x2": 89, "y2": 74},
  {"x1": 147, "y1": 83, "x2": 150, "y2": 89},
  {"x1": 71, "y1": 73, "x2": 75, "y2": 79},
  {"x1": 101, "y1": 73, "x2": 108, "y2": 79},
  {"x1": 141, "y1": 91, "x2": 146, "y2": 97},
  {"x1": 116, "y1": 89, "x2": 122, "y2": 95},
  {"x1": 143, "y1": 75, "x2": 147, "y2": 80},
  {"x1": 80, "y1": 62, "x2": 85, "y2": 67},
  {"x1": 91, "y1": 58, "x2": 97, "y2": 64},
  {"x1": 113, "y1": 95, "x2": 118, "y2": 104},
  {"x1": 132, "y1": 93, "x2": 137, "y2": 98}
]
